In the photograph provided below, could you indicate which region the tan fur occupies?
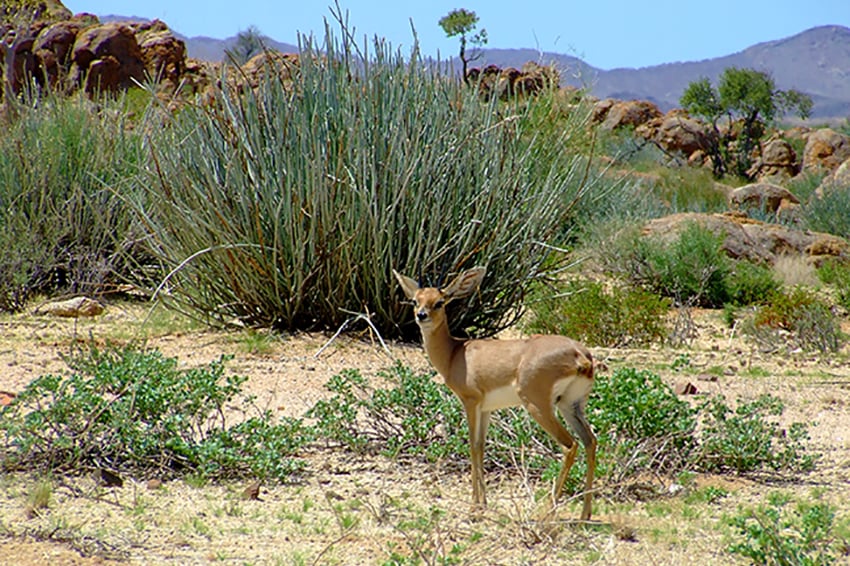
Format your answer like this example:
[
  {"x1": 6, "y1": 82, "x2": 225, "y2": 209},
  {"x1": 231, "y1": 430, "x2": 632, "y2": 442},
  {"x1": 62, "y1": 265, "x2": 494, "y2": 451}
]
[{"x1": 393, "y1": 266, "x2": 597, "y2": 520}]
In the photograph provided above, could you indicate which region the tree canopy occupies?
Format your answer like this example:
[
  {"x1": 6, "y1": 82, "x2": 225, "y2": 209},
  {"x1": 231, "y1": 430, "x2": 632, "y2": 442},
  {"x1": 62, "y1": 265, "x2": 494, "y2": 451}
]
[
  {"x1": 438, "y1": 9, "x2": 488, "y2": 82},
  {"x1": 680, "y1": 67, "x2": 813, "y2": 178}
]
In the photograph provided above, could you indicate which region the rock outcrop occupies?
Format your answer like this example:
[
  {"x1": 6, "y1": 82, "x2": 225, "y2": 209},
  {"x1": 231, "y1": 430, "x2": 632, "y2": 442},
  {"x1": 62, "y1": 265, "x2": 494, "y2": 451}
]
[
  {"x1": 2, "y1": 3, "x2": 188, "y2": 101},
  {"x1": 803, "y1": 128, "x2": 850, "y2": 171},
  {"x1": 466, "y1": 62, "x2": 559, "y2": 100},
  {"x1": 636, "y1": 109, "x2": 715, "y2": 157},
  {"x1": 593, "y1": 98, "x2": 662, "y2": 131},
  {"x1": 642, "y1": 212, "x2": 848, "y2": 266}
]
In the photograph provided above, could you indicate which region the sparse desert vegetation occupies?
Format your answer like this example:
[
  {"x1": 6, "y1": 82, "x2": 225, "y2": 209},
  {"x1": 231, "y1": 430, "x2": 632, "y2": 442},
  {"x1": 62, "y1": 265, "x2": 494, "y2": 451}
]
[{"x1": 1, "y1": 6, "x2": 850, "y2": 566}]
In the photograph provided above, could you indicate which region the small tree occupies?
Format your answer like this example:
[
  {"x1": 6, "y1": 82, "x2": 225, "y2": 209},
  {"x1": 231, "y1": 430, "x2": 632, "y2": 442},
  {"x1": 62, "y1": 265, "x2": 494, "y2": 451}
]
[
  {"x1": 680, "y1": 67, "x2": 812, "y2": 178},
  {"x1": 438, "y1": 8, "x2": 488, "y2": 83},
  {"x1": 226, "y1": 25, "x2": 264, "y2": 65}
]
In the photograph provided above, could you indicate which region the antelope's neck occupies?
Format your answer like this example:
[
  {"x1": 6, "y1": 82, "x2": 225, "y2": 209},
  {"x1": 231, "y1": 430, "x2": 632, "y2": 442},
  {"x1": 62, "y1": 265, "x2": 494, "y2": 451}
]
[{"x1": 420, "y1": 321, "x2": 463, "y2": 380}]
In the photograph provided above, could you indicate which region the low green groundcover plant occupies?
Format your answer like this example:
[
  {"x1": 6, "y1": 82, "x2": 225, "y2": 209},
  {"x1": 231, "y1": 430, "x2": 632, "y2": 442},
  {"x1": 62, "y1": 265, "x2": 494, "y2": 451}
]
[
  {"x1": 698, "y1": 395, "x2": 816, "y2": 474},
  {"x1": 728, "y1": 492, "x2": 850, "y2": 565},
  {"x1": 0, "y1": 345, "x2": 310, "y2": 481}
]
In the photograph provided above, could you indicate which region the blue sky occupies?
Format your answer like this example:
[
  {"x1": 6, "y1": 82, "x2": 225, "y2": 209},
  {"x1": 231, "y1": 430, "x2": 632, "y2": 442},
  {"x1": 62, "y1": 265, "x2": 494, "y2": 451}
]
[{"x1": 64, "y1": 1, "x2": 849, "y2": 69}]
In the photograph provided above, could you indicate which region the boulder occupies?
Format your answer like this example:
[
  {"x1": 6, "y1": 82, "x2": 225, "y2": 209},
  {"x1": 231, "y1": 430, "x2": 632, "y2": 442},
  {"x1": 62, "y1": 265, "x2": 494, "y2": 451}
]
[
  {"x1": 69, "y1": 23, "x2": 145, "y2": 93},
  {"x1": 729, "y1": 182, "x2": 800, "y2": 215},
  {"x1": 466, "y1": 62, "x2": 557, "y2": 100},
  {"x1": 642, "y1": 212, "x2": 849, "y2": 266},
  {"x1": 637, "y1": 110, "x2": 714, "y2": 157},
  {"x1": 591, "y1": 98, "x2": 616, "y2": 123},
  {"x1": 135, "y1": 19, "x2": 185, "y2": 85},
  {"x1": 599, "y1": 99, "x2": 662, "y2": 131},
  {"x1": 1, "y1": 30, "x2": 38, "y2": 96},
  {"x1": 802, "y1": 128, "x2": 850, "y2": 172},
  {"x1": 33, "y1": 19, "x2": 85, "y2": 89},
  {"x1": 747, "y1": 136, "x2": 799, "y2": 180},
  {"x1": 240, "y1": 50, "x2": 300, "y2": 90}
]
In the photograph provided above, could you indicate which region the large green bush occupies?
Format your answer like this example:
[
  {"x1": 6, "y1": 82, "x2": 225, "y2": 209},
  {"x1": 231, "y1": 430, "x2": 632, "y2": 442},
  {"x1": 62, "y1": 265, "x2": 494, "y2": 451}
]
[{"x1": 133, "y1": 28, "x2": 597, "y2": 339}]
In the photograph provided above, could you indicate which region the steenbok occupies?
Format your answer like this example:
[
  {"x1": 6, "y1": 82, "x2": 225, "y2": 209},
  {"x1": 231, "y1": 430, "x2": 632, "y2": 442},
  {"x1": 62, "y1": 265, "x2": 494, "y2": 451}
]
[{"x1": 393, "y1": 266, "x2": 597, "y2": 520}]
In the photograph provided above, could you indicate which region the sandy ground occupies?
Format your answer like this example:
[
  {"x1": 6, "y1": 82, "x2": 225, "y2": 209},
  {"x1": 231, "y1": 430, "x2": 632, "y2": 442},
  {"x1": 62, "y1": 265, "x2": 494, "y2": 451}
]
[{"x1": 0, "y1": 301, "x2": 849, "y2": 564}]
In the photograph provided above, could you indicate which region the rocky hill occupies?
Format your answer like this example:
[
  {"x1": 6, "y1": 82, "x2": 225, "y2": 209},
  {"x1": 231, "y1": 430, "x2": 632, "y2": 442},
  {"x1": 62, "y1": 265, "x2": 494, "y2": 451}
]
[
  {"x1": 21, "y1": 7, "x2": 850, "y2": 120},
  {"x1": 167, "y1": 23, "x2": 850, "y2": 121},
  {"x1": 474, "y1": 25, "x2": 850, "y2": 120}
]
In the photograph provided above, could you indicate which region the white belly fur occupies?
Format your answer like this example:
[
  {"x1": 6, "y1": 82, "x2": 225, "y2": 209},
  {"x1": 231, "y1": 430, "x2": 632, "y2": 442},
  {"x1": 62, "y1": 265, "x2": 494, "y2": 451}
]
[
  {"x1": 478, "y1": 376, "x2": 591, "y2": 413},
  {"x1": 481, "y1": 384, "x2": 521, "y2": 412}
]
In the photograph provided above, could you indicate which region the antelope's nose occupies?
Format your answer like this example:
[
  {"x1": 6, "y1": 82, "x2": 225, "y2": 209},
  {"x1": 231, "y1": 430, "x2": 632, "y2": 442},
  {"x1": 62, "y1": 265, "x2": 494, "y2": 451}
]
[{"x1": 416, "y1": 310, "x2": 428, "y2": 322}]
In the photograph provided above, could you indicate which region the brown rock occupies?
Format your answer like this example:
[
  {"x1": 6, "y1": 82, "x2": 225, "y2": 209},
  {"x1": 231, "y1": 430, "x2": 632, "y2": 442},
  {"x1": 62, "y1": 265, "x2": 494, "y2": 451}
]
[
  {"x1": 136, "y1": 20, "x2": 185, "y2": 85},
  {"x1": 729, "y1": 182, "x2": 800, "y2": 215},
  {"x1": 591, "y1": 98, "x2": 617, "y2": 123},
  {"x1": 1, "y1": 31, "x2": 38, "y2": 97},
  {"x1": 748, "y1": 137, "x2": 799, "y2": 180},
  {"x1": 637, "y1": 110, "x2": 715, "y2": 157},
  {"x1": 38, "y1": 296, "x2": 105, "y2": 317},
  {"x1": 803, "y1": 128, "x2": 850, "y2": 172},
  {"x1": 240, "y1": 50, "x2": 300, "y2": 90},
  {"x1": 33, "y1": 19, "x2": 85, "y2": 88},
  {"x1": 70, "y1": 23, "x2": 145, "y2": 92},
  {"x1": 600, "y1": 99, "x2": 662, "y2": 131},
  {"x1": 674, "y1": 382, "x2": 698, "y2": 395},
  {"x1": 642, "y1": 212, "x2": 849, "y2": 265}
]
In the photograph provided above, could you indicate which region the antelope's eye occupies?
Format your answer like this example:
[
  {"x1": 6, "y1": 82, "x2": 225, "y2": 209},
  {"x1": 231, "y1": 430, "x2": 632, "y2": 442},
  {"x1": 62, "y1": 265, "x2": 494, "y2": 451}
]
[{"x1": 433, "y1": 300, "x2": 445, "y2": 310}]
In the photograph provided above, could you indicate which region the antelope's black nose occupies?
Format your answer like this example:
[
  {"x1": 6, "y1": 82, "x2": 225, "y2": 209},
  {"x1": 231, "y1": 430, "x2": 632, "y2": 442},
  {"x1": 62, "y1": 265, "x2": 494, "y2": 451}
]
[{"x1": 416, "y1": 311, "x2": 428, "y2": 322}]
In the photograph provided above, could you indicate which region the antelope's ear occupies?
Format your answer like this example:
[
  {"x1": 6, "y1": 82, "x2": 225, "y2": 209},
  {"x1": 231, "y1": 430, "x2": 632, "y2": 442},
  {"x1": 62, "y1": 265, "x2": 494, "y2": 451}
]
[
  {"x1": 441, "y1": 266, "x2": 486, "y2": 301},
  {"x1": 392, "y1": 269, "x2": 420, "y2": 300}
]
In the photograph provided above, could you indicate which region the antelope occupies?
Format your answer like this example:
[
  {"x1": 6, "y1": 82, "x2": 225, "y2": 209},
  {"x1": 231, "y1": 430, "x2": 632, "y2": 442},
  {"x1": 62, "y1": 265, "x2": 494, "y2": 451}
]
[{"x1": 393, "y1": 266, "x2": 597, "y2": 520}]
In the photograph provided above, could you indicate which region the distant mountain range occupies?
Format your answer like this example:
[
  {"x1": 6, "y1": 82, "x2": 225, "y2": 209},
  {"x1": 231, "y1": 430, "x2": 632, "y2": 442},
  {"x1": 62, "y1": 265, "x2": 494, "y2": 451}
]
[{"x1": 103, "y1": 17, "x2": 850, "y2": 120}]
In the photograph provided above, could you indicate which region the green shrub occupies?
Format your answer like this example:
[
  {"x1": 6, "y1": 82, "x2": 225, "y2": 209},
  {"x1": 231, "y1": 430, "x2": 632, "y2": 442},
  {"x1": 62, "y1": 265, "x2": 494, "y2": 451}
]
[
  {"x1": 309, "y1": 364, "x2": 816, "y2": 499},
  {"x1": 728, "y1": 494, "x2": 849, "y2": 565},
  {"x1": 0, "y1": 93, "x2": 149, "y2": 312},
  {"x1": 803, "y1": 184, "x2": 850, "y2": 239},
  {"x1": 310, "y1": 364, "x2": 699, "y2": 486},
  {"x1": 0, "y1": 345, "x2": 309, "y2": 480},
  {"x1": 590, "y1": 368, "x2": 697, "y2": 477},
  {"x1": 525, "y1": 279, "x2": 670, "y2": 347},
  {"x1": 726, "y1": 260, "x2": 781, "y2": 306},
  {"x1": 817, "y1": 259, "x2": 850, "y2": 311},
  {"x1": 133, "y1": 26, "x2": 598, "y2": 339},
  {"x1": 308, "y1": 364, "x2": 466, "y2": 462},
  {"x1": 605, "y1": 221, "x2": 732, "y2": 307},
  {"x1": 745, "y1": 287, "x2": 846, "y2": 353},
  {"x1": 697, "y1": 395, "x2": 815, "y2": 474}
]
